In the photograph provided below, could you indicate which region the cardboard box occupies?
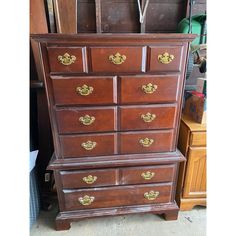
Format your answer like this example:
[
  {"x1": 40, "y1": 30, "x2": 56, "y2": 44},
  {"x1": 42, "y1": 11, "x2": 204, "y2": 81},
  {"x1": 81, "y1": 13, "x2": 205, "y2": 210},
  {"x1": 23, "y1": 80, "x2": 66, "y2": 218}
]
[{"x1": 183, "y1": 92, "x2": 206, "y2": 124}]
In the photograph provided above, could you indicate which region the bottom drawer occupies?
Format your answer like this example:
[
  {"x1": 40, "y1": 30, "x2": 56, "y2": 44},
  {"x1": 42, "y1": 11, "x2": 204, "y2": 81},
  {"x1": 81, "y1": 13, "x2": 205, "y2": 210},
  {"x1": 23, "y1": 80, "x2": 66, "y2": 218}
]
[{"x1": 63, "y1": 183, "x2": 172, "y2": 210}]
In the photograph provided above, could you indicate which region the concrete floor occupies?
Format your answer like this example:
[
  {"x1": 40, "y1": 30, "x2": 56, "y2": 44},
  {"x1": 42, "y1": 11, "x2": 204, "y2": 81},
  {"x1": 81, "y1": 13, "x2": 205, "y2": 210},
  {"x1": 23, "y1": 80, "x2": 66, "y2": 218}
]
[{"x1": 30, "y1": 203, "x2": 206, "y2": 236}]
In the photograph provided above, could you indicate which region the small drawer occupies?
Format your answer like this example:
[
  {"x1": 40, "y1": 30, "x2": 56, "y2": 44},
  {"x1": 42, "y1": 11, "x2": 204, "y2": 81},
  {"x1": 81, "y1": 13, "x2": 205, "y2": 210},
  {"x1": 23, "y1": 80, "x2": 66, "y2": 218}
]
[
  {"x1": 120, "y1": 104, "x2": 177, "y2": 131},
  {"x1": 60, "y1": 169, "x2": 119, "y2": 188},
  {"x1": 47, "y1": 47, "x2": 87, "y2": 73},
  {"x1": 60, "y1": 133, "x2": 116, "y2": 158},
  {"x1": 63, "y1": 183, "x2": 172, "y2": 210},
  {"x1": 120, "y1": 165, "x2": 175, "y2": 185},
  {"x1": 119, "y1": 130, "x2": 175, "y2": 154},
  {"x1": 56, "y1": 107, "x2": 117, "y2": 134},
  {"x1": 148, "y1": 46, "x2": 183, "y2": 72},
  {"x1": 120, "y1": 75, "x2": 179, "y2": 104},
  {"x1": 51, "y1": 76, "x2": 117, "y2": 106},
  {"x1": 190, "y1": 131, "x2": 206, "y2": 147},
  {"x1": 90, "y1": 47, "x2": 145, "y2": 73}
]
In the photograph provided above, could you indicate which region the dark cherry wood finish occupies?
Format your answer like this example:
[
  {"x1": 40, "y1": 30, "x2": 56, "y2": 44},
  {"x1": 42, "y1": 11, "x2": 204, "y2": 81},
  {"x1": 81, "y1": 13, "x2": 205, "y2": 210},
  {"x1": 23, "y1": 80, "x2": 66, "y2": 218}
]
[{"x1": 31, "y1": 33, "x2": 195, "y2": 230}]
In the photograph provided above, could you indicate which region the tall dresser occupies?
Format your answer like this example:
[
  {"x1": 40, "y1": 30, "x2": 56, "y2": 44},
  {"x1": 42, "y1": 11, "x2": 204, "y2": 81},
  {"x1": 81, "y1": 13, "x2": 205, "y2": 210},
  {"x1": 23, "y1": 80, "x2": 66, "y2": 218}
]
[{"x1": 31, "y1": 33, "x2": 195, "y2": 230}]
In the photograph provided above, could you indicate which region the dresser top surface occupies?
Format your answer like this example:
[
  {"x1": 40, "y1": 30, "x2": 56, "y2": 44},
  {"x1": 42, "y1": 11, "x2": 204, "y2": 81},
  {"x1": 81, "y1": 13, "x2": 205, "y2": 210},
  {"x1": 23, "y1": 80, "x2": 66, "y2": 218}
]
[{"x1": 181, "y1": 115, "x2": 206, "y2": 132}]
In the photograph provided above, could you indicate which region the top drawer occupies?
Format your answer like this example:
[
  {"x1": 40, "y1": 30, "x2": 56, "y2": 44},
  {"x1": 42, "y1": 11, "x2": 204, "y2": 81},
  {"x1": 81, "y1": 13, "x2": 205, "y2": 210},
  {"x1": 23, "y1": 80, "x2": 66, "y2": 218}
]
[
  {"x1": 90, "y1": 47, "x2": 145, "y2": 73},
  {"x1": 148, "y1": 46, "x2": 183, "y2": 72},
  {"x1": 47, "y1": 47, "x2": 87, "y2": 73},
  {"x1": 190, "y1": 131, "x2": 206, "y2": 147}
]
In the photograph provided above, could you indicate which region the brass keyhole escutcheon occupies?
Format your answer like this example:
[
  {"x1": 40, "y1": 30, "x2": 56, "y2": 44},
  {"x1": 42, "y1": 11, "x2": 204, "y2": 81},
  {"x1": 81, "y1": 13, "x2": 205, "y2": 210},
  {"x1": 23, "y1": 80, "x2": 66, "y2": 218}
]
[
  {"x1": 144, "y1": 190, "x2": 160, "y2": 200},
  {"x1": 141, "y1": 171, "x2": 155, "y2": 180},
  {"x1": 157, "y1": 52, "x2": 174, "y2": 64},
  {"x1": 76, "y1": 85, "x2": 94, "y2": 96},
  {"x1": 81, "y1": 140, "x2": 97, "y2": 150},
  {"x1": 58, "y1": 53, "x2": 76, "y2": 65},
  {"x1": 79, "y1": 115, "x2": 95, "y2": 126},
  {"x1": 78, "y1": 195, "x2": 95, "y2": 206},
  {"x1": 82, "y1": 175, "x2": 97, "y2": 184},
  {"x1": 141, "y1": 113, "x2": 156, "y2": 123},
  {"x1": 142, "y1": 83, "x2": 158, "y2": 94},
  {"x1": 109, "y1": 53, "x2": 126, "y2": 65},
  {"x1": 139, "y1": 138, "x2": 154, "y2": 147}
]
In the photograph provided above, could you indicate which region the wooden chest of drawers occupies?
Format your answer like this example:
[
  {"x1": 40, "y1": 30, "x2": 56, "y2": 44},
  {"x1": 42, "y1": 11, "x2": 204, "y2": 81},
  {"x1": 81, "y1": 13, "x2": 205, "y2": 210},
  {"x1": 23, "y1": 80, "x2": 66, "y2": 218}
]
[{"x1": 31, "y1": 33, "x2": 195, "y2": 230}]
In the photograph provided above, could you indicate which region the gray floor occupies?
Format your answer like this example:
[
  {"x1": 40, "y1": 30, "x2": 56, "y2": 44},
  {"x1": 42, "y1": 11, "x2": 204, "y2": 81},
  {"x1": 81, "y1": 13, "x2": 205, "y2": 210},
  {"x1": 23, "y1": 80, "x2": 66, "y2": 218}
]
[{"x1": 30, "y1": 203, "x2": 206, "y2": 236}]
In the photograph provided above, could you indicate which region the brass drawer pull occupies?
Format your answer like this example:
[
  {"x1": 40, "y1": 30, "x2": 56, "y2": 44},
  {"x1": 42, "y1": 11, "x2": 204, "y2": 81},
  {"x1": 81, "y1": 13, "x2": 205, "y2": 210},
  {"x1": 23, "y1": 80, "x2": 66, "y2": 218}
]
[
  {"x1": 78, "y1": 195, "x2": 95, "y2": 206},
  {"x1": 144, "y1": 190, "x2": 160, "y2": 200},
  {"x1": 109, "y1": 52, "x2": 126, "y2": 65},
  {"x1": 81, "y1": 141, "x2": 97, "y2": 150},
  {"x1": 76, "y1": 85, "x2": 94, "y2": 96},
  {"x1": 158, "y1": 52, "x2": 174, "y2": 64},
  {"x1": 79, "y1": 115, "x2": 95, "y2": 126},
  {"x1": 141, "y1": 112, "x2": 156, "y2": 123},
  {"x1": 142, "y1": 83, "x2": 158, "y2": 94},
  {"x1": 83, "y1": 175, "x2": 97, "y2": 184},
  {"x1": 139, "y1": 138, "x2": 154, "y2": 147},
  {"x1": 58, "y1": 53, "x2": 76, "y2": 65},
  {"x1": 141, "y1": 171, "x2": 155, "y2": 180}
]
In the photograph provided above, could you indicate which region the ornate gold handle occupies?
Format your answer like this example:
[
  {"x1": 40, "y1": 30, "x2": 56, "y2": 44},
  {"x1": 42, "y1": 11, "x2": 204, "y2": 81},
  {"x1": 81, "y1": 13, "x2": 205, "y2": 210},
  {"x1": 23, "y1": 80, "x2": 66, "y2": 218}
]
[
  {"x1": 79, "y1": 115, "x2": 95, "y2": 126},
  {"x1": 58, "y1": 53, "x2": 76, "y2": 65},
  {"x1": 76, "y1": 85, "x2": 94, "y2": 96},
  {"x1": 141, "y1": 171, "x2": 155, "y2": 180},
  {"x1": 142, "y1": 83, "x2": 158, "y2": 94},
  {"x1": 139, "y1": 138, "x2": 154, "y2": 147},
  {"x1": 82, "y1": 175, "x2": 97, "y2": 184},
  {"x1": 109, "y1": 52, "x2": 126, "y2": 65},
  {"x1": 78, "y1": 195, "x2": 95, "y2": 206},
  {"x1": 81, "y1": 141, "x2": 97, "y2": 150},
  {"x1": 144, "y1": 190, "x2": 160, "y2": 200},
  {"x1": 141, "y1": 113, "x2": 156, "y2": 123},
  {"x1": 158, "y1": 52, "x2": 174, "y2": 64}
]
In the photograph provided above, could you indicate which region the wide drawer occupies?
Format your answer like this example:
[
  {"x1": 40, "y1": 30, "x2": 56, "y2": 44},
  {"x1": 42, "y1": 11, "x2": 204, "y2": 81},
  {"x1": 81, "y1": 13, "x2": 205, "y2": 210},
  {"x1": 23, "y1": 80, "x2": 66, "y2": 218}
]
[
  {"x1": 148, "y1": 45, "x2": 183, "y2": 72},
  {"x1": 51, "y1": 76, "x2": 117, "y2": 105},
  {"x1": 90, "y1": 47, "x2": 145, "y2": 73},
  {"x1": 120, "y1": 164, "x2": 175, "y2": 185},
  {"x1": 119, "y1": 130, "x2": 175, "y2": 154},
  {"x1": 60, "y1": 169, "x2": 119, "y2": 188},
  {"x1": 190, "y1": 131, "x2": 206, "y2": 147},
  {"x1": 60, "y1": 133, "x2": 117, "y2": 158},
  {"x1": 120, "y1": 75, "x2": 180, "y2": 104},
  {"x1": 56, "y1": 107, "x2": 117, "y2": 134},
  {"x1": 63, "y1": 183, "x2": 172, "y2": 210},
  {"x1": 120, "y1": 104, "x2": 177, "y2": 131},
  {"x1": 47, "y1": 47, "x2": 87, "y2": 73}
]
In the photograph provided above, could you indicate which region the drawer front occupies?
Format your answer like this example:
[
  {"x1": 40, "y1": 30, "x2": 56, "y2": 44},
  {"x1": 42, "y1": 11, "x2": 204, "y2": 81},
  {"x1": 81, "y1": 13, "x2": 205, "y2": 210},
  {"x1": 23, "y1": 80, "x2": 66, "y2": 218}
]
[
  {"x1": 60, "y1": 133, "x2": 116, "y2": 158},
  {"x1": 120, "y1": 75, "x2": 179, "y2": 104},
  {"x1": 148, "y1": 46, "x2": 183, "y2": 72},
  {"x1": 120, "y1": 104, "x2": 177, "y2": 131},
  {"x1": 60, "y1": 169, "x2": 119, "y2": 188},
  {"x1": 63, "y1": 183, "x2": 172, "y2": 210},
  {"x1": 56, "y1": 107, "x2": 117, "y2": 134},
  {"x1": 51, "y1": 76, "x2": 117, "y2": 105},
  {"x1": 120, "y1": 130, "x2": 175, "y2": 154},
  {"x1": 47, "y1": 47, "x2": 87, "y2": 73},
  {"x1": 120, "y1": 165, "x2": 175, "y2": 185},
  {"x1": 90, "y1": 47, "x2": 145, "y2": 73},
  {"x1": 190, "y1": 131, "x2": 206, "y2": 147}
]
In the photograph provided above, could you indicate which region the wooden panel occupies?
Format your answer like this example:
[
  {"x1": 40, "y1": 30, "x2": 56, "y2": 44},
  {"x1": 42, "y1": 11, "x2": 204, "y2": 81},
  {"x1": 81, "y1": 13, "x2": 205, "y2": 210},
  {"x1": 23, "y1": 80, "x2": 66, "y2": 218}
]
[
  {"x1": 120, "y1": 130, "x2": 175, "y2": 154},
  {"x1": 53, "y1": 0, "x2": 77, "y2": 33},
  {"x1": 120, "y1": 104, "x2": 177, "y2": 131},
  {"x1": 60, "y1": 133, "x2": 117, "y2": 158},
  {"x1": 47, "y1": 47, "x2": 87, "y2": 73},
  {"x1": 90, "y1": 47, "x2": 145, "y2": 73},
  {"x1": 183, "y1": 147, "x2": 206, "y2": 198},
  {"x1": 177, "y1": 121, "x2": 190, "y2": 156},
  {"x1": 60, "y1": 168, "x2": 119, "y2": 188},
  {"x1": 120, "y1": 75, "x2": 180, "y2": 104},
  {"x1": 148, "y1": 46, "x2": 183, "y2": 72},
  {"x1": 63, "y1": 183, "x2": 173, "y2": 210},
  {"x1": 190, "y1": 131, "x2": 206, "y2": 147},
  {"x1": 56, "y1": 107, "x2": 117, "y2": 134},
  {"x1": 120, "y1": 164, "x2": 175, "y2": 185},
  {"x1": 51, "y1": 76, "x2": 117, "y2": 106}
]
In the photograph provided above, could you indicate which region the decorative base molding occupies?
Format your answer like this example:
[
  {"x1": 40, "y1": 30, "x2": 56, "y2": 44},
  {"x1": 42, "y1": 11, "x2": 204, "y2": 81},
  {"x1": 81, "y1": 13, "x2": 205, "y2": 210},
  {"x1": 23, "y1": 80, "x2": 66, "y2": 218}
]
[{"x1": 180, "y1": 198, "x2": 206, "y2": 211}]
